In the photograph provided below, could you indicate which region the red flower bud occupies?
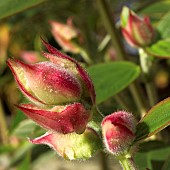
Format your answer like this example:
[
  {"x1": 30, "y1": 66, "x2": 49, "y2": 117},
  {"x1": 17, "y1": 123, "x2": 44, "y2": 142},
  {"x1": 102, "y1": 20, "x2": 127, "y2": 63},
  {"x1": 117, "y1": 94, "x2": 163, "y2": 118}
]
[
  {"x1": 41, "y1": 39, "x2": 95, "y2": 104},
  {"x1": 16, "y1": 103, "x2": 90, "y2": 134},
  {"x1": 121, "y1": 7, "x2": 154, "y2": 48},
  {"x1": 29, "y1": 128, "x2": 102, "y2": 160},
  {"x1": 101, "y1": 111, "x2": 137, "y2": 156},
  {"x1": 7, "y1": 59, "x2": 82, "y2": 105}
]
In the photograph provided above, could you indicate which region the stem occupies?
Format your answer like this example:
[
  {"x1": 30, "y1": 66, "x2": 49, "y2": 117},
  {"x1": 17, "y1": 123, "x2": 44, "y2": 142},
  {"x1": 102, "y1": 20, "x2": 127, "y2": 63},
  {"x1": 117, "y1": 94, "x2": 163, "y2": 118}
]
[
  {"x1": 97, "y1": 0, "x2": 127, "y2": 60},
  {"x1": 98, "y1": 34, "x2": 111, "y2": 51},
  {"x1": 0, "y1": 98, "x2": 8, "y2": 144},
  {"x1": 91, "y1": 108, "x2": 109, "y2": 170},
  {"x1": 97, "y1": 0, "x2": 147, "y2": 116},
  {"x1": 139, "y1": 48, "x2": 157, "y2": 107},
  {"x1": 93, "y1": 105, "x2": 104, "y2": 122},
  {"x1": 79, "y1": 47, "x2": 93, "y2": 65},
  {"x1": 119, "y1": 157, "x2": 138, "y2": 170},
  {"x1": 129, "y1": 83, "x2": 146, "y2": 117},
  {"x1": 114, "y1": 94, "x2": 132, "y2": 111}
]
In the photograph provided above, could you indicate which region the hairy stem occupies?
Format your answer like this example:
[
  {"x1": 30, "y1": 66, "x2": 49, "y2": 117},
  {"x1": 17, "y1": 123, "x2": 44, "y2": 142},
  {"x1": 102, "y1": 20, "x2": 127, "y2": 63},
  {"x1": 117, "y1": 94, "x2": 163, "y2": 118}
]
[{"x1": 119, "y1": 157, "x2": 138, "y2": 170}]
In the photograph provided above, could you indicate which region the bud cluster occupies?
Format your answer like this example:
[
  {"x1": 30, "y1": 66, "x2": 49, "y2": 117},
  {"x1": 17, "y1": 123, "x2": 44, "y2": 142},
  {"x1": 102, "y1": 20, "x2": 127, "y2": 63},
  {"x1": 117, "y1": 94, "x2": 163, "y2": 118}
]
[{"x1": 7, "y1": 39, "x2": 101, "y2": 160}]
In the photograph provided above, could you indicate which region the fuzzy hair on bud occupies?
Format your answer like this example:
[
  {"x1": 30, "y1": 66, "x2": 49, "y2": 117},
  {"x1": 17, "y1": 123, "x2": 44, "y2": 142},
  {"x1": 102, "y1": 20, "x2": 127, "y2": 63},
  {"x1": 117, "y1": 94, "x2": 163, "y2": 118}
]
[{"x1": 101, "y1": 111, "x2": 137, "y2": 156}]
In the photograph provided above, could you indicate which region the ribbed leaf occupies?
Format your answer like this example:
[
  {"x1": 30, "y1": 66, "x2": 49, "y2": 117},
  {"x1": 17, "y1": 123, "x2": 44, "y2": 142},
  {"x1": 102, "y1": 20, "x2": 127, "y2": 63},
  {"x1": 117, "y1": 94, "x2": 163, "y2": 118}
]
[
  {"x1": 146, "y1": 39, "x2": 170, "y2": 58},
  {"x1": 0, "y1": 0, "x2": 46, "y2": 19},
  {"x1": 136, "y1": 98, "x2": 170, "y2": 141},
  {"x1": 157, "y1": 11, "x2": 170, "y2": 39},
  {"x1": 88, "y1": 61, "x2": 140, "y2": 104}
]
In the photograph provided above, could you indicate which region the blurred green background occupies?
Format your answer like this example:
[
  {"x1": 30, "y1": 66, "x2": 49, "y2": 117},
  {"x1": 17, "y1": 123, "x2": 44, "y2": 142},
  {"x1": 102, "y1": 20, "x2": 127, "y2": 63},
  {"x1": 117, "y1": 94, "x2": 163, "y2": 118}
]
[{"x1": 0, "y1": 0, "x2": 170, "y2": 170}]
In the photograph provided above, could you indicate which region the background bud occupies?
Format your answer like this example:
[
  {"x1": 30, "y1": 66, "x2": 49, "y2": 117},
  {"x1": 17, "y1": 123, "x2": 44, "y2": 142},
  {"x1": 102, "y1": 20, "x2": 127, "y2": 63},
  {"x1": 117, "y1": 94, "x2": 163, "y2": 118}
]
[
  {"x1": 121, "y1": 6, "x2": 154, "y2": 48},
  {"x1": 49, "y1": 20, "x2": 80, "y2": 53},
  {"x1": 101, "y1": 111, "x2": 137, "y2": 156}
]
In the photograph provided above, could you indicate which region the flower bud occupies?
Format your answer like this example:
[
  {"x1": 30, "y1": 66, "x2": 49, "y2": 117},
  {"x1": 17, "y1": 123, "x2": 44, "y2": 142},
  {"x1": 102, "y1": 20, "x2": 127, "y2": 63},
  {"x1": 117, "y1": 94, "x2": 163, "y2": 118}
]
[
  {"x1": 49, "y1": 19, "x2": 80, "y2": 53},
  {"x1": 41, "y1": 39, "x2": 96, "y2": 104},
  {"x1": 16, "y1": 103, "x2": 90, "y2": 134},
  {"x1": 7, "y1": 59, "x2": 82, "y2": 105},
  {"x1": 7, "y1": 41, "x2": 95, "y2": 106},
  {"x1": 29, "y1": 128, "x2": 102, "y2": 160},
  {"x1": 7, "y1": 41, "x2": 95, "y2": 134},
  {"x1": 101, "y1": 111, "x2": 137, "y2": 156},
  {"x1": 121, "y1": 6, "x2": 154, "y2": 48}
]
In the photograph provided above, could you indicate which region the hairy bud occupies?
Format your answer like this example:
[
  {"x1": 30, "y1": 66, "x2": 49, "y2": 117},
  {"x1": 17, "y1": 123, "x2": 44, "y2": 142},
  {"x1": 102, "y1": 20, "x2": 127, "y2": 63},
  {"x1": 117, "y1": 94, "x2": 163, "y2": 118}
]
[{"x1": 101, "y1": 111, "x2": 137, "y2": 156}]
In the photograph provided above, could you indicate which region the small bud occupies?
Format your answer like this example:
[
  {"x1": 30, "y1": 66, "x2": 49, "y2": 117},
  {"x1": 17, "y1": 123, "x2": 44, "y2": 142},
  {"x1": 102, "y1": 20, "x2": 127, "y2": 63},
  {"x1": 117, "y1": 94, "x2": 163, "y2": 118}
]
[
  {"x1": 49, "y1": 20, "x2": 80, "y2": 53},
  {"x1": 121, "y1": 6, "x2": 154, "y2": 48},
  {"x1": 101, "y1": 111, "x2": 137, "y2": 156},
  {"x1": 30, "y1": 128, "x2": 102, "y2": 160},
  {"x1": 16, "y1": 103, "x2": 90, "y2": 134}
]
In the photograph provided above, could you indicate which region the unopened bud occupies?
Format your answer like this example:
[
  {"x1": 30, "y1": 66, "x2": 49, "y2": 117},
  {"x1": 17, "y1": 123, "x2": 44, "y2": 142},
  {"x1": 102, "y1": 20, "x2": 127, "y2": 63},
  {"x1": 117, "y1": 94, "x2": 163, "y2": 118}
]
[
  {"x1": 121, "y1": 7, "x2": 155, "y2": 48},
  {"x1": 101, "y1": 111, "x2": 137, "y2": 156}
]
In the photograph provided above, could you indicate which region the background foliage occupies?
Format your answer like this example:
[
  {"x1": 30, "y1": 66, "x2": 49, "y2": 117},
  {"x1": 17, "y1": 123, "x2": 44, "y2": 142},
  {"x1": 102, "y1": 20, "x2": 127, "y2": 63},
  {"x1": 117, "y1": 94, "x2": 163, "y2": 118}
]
[{"x1": 0, "y1": 0, "x2": 170, "y2": 170}]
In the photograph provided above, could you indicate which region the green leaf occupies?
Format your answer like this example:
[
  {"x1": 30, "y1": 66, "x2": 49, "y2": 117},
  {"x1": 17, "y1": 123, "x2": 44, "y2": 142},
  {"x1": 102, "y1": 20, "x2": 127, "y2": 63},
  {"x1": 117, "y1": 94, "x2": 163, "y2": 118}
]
[
  {"x1": 135, "y1": 144, "x2": 170, "y2": 170},
  {"x1": 88, "y1": 61, "x2": 140, "y2": 104},
  {"x1": 146, "y1": 39, "x2": 170, "y2": 58},
  {"x1": 0, "y1": 0, "x2": 46, "y2": 19},
  {"x1": 140, "y1": 1, "x2": 170, "y2": 16},
  {"x1": 10, "y1": 142, "x2": 34, "y2": 166},
  {"x1": 12, "y1": 119, "x2": 38, "y2": 138},
  {"x1": 157, "y1": 11, "x2": 170, "y2": 39},
  {"x1": 10, "y1": 110, "x2": 26, "y2": 133},
  {"x1": 17, "y1": 153, "x2": 30, "y2": 170},
  {"x1": 135, "y1": 98, "x2": 170, "y2": 141}
]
